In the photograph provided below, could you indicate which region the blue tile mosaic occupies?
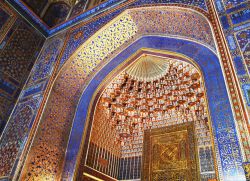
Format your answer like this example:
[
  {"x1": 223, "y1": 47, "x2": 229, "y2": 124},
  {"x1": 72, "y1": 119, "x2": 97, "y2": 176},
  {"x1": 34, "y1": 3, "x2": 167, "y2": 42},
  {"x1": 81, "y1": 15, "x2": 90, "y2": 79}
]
[
  {"x1": 22, "y1": 83, "x2": 44, "y2": 97},
  {"x1": 221, "y1": 15, "x2": 230, "y2": 29},
  {"x1": 31, "y1": 39, "x2": 63, "y2": 83},
  {"x1": 233, "y1": 22, "x2": 250, "y2": 31},
  {"x1": 234, "y1": 56, "x2": 247, "y2": 75},
  {"x1": 242, "y1": 84, "x2": 250, "y2": 106},
  {"x1": 227, "y1": 35, "x2": 237, "y2": 50},
  {"x1": 216, "y1": 1, "x2": 224, "y2": 12},
  {"x1": 230, "y1": 8, "x2": 250, "y2": 25},
  {"x1": 223, "y1": 0, "x2": 248, "y2": 9},
  {"x1": 226, "y1": 2, "x2": 248, "y2": 14}
]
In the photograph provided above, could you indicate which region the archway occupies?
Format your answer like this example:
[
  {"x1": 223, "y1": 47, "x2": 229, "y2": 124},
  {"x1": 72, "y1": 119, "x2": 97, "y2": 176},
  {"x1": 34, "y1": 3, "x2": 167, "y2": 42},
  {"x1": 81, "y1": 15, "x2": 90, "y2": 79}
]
[
  {"x1": 78, "y1": 48, "x2": 216, "y2": 180},
  {"x1": 64, "y1": 36, "x2": 244, "y2": 181},
  {"x1": 19, "y1": 6, "x2": 246, "y2": 181}
]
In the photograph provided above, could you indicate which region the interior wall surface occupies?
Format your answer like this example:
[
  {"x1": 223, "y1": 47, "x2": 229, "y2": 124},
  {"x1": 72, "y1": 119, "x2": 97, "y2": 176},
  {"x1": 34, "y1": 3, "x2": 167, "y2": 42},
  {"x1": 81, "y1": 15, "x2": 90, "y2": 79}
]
[
  {"x1": 0, "y1": 0, "x2": 249, "y2": 180},
  {"x1": 81, "y1": 48, "x2": 216, "y2": 181},
  {"x1": 18, "y1": 5, "x2": 224, "y2": 181},
  {"x1": 215, "y1": 0, "x2": 250, "y2": 131},
  {"x1": 0, "y1": 2, "x2": 45, "y2": 135},
  {"x1": 214, "y1": 1, "x2": 250, "y2": 177},
  {"x1": 68, "y1": 36, "x2": 244, "y2": 181},
  {"x1": 0, "y1": 1, "x2": 46, "y2": 179}
]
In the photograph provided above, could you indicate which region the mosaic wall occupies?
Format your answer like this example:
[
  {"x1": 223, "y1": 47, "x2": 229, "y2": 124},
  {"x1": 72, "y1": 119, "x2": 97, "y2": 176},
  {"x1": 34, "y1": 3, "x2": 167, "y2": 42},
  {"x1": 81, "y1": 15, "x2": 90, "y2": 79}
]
[
  {"x1": 17, "y1": 7, "x2": 218, "y2": 181},
  {"x1": 214, "y1": 1, "x2": 250, "y2": 157},
  {"x1": 13, "y1": 2, "x2": 250, "y2": 180},
  {"x1": 222, "y1": 0, "x2": 248, "y2": 9},
  {"x1": 70, "y1": 0, "x2": 208, "y2": 22},
  {"x1": 59, "y1": 6, "x2": 214, "y2": 67},
  {"x1": 0, "y1": 28, "x2": 65, "y2": 178},
  {"x1": 0, "y1": 2, "x2": 44, "y2": 136},
  {"x1": 6, "y1": 0, "x2": 209, "y2": 36},
  {"x1": 0, "y1": 0, "x2": 249, "y2": 180},
  {"x1": 0, "y1": 96, "x2": 42, "y2": 177},
  {"x1": 236, "y1": 29, "x2": 250, "y2": 74}
]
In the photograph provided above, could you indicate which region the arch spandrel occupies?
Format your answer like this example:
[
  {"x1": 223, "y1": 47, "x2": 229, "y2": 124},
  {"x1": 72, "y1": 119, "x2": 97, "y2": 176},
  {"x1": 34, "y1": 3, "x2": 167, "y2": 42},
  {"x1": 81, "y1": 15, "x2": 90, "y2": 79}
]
[{"x1": 19, "y1": 6, "x2": 247, "y2": 181}]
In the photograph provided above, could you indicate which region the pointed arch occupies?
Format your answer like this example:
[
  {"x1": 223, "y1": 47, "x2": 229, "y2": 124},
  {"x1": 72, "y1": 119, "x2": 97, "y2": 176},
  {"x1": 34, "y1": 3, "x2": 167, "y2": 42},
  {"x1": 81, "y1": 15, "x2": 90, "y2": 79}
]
[{"x1": 19, "y1": 6, "x2": 247, "y2": 181}]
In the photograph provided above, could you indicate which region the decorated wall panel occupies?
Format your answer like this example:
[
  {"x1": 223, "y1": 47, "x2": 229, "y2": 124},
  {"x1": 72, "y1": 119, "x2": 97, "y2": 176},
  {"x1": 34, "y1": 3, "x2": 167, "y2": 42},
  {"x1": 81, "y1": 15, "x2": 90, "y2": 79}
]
[
  {"x1": 5, "y1": 0, "x2": 209, "y2": 36},
  {"x1": 13, "y1": 3, "x2": 250, "y2": 180},
  {"x1": 221, "y1": 0, "x2": 248, "y2": 10},
  {"x1": 0, "y1": 1, "x2": 248, "y2": 181},
  {"x1": 214, "y1": 0, "x2": 250, "y2": 152},
  {"x1": 59, "y1": 5, "x2": 213, "y2": 68},
  {"x1": 0, "y1": 30, "x2": 65, "y2": 179},
  {"x1": 70, "y1": 0, "x2": 208, "y2": 21},
  {"x1": 236, "y1": 29, "x2": 250, "y2": 74},
  {"x1": 17, "y1": 7, "x2": 220, "y2": 181},
  {"x1": 0, "y1": 96, "x2": 42, "y2": 177},
  {"x1": 0, "y1": 2, "x2": 45, "y2": 135}
]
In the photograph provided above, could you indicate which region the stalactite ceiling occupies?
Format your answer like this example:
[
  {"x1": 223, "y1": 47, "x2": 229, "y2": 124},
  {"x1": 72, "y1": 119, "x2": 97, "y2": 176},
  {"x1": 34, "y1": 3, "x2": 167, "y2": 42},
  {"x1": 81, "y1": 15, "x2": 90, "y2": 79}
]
[{"x1": 91, "y1": 54, "x2": 213, "y2": 158}]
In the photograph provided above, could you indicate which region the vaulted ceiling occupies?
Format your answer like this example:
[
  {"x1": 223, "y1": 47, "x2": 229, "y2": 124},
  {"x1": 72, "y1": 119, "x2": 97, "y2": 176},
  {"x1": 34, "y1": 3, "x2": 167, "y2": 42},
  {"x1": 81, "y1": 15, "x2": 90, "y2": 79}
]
[{"x1": 95, "y1": 53, "x2": 211, "y2": 158}]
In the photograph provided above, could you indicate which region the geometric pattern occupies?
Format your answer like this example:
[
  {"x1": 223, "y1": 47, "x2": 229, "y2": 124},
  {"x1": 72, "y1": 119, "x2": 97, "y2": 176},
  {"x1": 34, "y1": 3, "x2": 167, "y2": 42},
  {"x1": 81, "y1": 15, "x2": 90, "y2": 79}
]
[
  {"x1": 19, "y1": 5, "x2": 247, "y2": 181},
  {"x1": 19, "y1": 6, "x2": 217, "y2": 180},
  {"x1": 0, "y1": 17, "x2": 44, "y2": 137},
  {"x1": 0, "y1": 96, "x2": 41, "y2": 177},
  {"x1": 60, "y1": 6, "x2": 215, "y2": 67},
  {"x1": 0, "y1": 1, "x2": 248, "y2": 181},
  {"x1": 30, "y1": 39, "x2": 64, "y2": 83},
  {"x1": 6, "y1": 0, "x2": 208, "y2": 36},
  {"x1": 214, "y1": 0, "x2": 250, "y2": 160},
  {"x1": 222, "y1": 0, "x2": 248, "y2": 9},
  {"x1": 0, "y1": 106, "x2": 33, "y2": 176},
  {"x1": 0, "y1": 33, "x2": 64, "y2": 179},
  {"x1": 236, "y1": 29, "x2": 250, "y2": 72}
]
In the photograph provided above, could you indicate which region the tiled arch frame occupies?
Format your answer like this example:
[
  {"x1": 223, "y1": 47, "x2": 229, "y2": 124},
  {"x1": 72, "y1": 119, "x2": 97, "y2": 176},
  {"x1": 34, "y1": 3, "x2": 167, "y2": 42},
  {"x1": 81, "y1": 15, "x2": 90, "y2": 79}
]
[
  {"x1": 18, "y1": 4, "x2": 250, "y2": 181},
  {"x1": 65, "y1": 37, "x2": 245, "y2": 181},
  {"x1": 72, "y1": 47, "x2": 218, "y2": 180}
]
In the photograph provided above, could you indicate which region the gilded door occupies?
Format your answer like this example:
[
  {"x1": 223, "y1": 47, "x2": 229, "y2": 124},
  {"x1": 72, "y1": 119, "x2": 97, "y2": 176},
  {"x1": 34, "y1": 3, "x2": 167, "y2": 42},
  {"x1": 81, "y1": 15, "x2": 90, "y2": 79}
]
[{"x1": 142, "y1": 122, "x2": 199, "y2": 181}]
